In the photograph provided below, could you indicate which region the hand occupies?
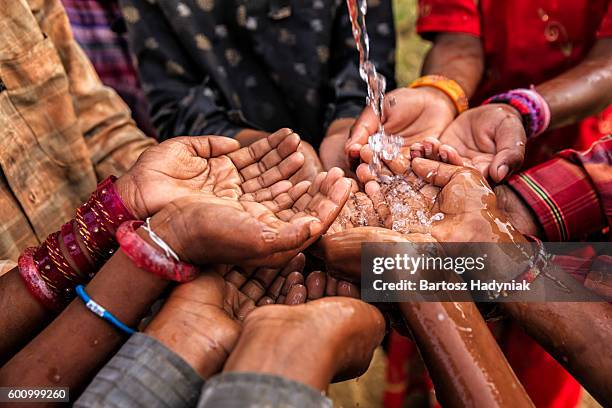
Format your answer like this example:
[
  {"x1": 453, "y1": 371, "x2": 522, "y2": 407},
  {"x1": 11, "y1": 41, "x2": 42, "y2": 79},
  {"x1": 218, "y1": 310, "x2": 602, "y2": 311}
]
[
  {"x1": 149, "y1": 168, "x2": 352, "y2": 267},
  {"x1": 145, "y1": 254, "x2": 308, "y2": 378},
  {"x1": 345, "y1": 87, "x2": 457, "y2": 159},
  {"x1": 320, "y1": 118, "x2": 355, "y2": 175},
  {"x1": 411, "y1": 105, "x2": 526, "y2": 183},
  {"x1": 115, "y1": 128, "x2": 304, "y2": 219},
  {"x1": 292, "y1": 141, "x2": 324, "y2": 184},
  {"x1": 224, "y1": 297, "x2": 386, "y2": 389},
  {"x1": 494, "y1": 185, "x2": 543, "y2": 237}
]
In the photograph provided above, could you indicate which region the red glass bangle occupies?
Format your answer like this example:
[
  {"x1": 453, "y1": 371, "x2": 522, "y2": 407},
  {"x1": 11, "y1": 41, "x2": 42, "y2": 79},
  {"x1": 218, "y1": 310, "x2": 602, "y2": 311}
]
[
  {"x1": 34, "y1": 244, "x2": 74, "y2": 305},
  {"x1": 116, "y1": 220, "x2": 198, "y2": 282},
  {"x1": 61, "y1": 221, "x2": 95, "y2": 277},
  {"x1": 46, "y1": 232, "x2": 87, "y2": 284},
  {"x1": 95, "y1": 176, "x2": 136, "y2": 233},
  {"x1": 19, "y1": 248, "x2": 63, "y2": 312}
]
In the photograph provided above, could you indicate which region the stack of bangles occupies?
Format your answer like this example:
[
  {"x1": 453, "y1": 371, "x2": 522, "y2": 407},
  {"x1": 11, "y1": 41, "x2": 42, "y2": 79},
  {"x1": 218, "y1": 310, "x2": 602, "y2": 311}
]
[
  {"x1": 18, "y1": 176, "x2": 197, "y2": 331},
  {"x1": 483, "y1": 87, "x2": 551, "y2": 138}
]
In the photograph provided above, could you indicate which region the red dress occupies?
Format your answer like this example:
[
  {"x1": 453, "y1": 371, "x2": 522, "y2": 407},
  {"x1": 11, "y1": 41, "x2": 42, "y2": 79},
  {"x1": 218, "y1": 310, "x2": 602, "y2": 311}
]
[
  {"x1": 418, "y1": 0, "x2": 612, "y2": 168},
  {"x1": 383, "y1": 2, "x2": 612, "y2": 408}
]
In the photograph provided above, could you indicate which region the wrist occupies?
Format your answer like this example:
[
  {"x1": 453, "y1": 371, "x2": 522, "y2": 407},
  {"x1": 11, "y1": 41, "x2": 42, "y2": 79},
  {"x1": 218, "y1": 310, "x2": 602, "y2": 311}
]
[
  {"x1": 409, "y1": 74, "x2": 469, "y2": 116},
  {"x1": 114, "y1": 174, "x2": 148, "y2": 220},
  {"x1": 494, "y1": 185, "x2": 544, "y2": 237},
  {"x1": 419, "y1": 86, "x2": 459, "y2": 117},
  {"x1": 145, "y1": 304, "x2": 238, "y2": 379}
]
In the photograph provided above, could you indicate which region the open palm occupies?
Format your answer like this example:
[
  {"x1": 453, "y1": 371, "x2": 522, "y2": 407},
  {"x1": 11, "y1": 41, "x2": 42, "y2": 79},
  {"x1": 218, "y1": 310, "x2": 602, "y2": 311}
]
[
  {"x1": 118, "y1": 128, "x2": 305, "y2": 218},
  {"x1": 151, "y1": 168, "x2": 352, "y2": 267}
]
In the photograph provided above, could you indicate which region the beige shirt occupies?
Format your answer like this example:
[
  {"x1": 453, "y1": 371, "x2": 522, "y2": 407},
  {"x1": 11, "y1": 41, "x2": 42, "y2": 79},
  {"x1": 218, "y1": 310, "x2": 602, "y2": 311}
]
[{"x1": 0, "y1": 0, "x2": 155, "y2": 263}]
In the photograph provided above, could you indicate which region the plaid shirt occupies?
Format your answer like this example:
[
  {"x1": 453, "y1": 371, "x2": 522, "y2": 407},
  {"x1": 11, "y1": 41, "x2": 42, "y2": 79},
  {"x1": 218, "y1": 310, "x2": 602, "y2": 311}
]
[
  {"x1": 0, "y1": 0, "x2": 155, "y2": 264},
  {"x1": 509, "y1": 135, "x2": 612, "y2": 242},
  {"x1": 61, "y1": 0, "x2": 156, "y2": 137}
]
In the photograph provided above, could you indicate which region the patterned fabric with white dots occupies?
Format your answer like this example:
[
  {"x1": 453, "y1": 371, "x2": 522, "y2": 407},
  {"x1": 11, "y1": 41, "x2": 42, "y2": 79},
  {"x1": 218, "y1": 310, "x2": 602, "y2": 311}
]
[{"x1": 120, "y1": 0, "x2": 396, "y2": 145}]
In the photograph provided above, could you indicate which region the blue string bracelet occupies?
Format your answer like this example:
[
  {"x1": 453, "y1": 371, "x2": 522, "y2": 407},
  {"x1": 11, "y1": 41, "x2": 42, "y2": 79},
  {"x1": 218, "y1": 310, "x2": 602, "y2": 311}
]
[{"x1": 75, "y1": 285, "x2": 136, "y2": 335}]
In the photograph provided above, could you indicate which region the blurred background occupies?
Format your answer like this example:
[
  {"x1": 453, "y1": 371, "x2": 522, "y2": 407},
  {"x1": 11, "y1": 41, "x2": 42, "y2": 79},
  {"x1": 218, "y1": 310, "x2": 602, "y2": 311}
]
[{"x1": 393, "y1": 0, "x2": 429, "y2": 85}]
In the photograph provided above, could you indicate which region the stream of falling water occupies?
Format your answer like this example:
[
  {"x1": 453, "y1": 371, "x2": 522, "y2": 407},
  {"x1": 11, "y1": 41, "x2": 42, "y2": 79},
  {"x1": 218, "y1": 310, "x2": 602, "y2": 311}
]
[{"x1": 346, "y1": 0, "x2": 402, "y2": 175}]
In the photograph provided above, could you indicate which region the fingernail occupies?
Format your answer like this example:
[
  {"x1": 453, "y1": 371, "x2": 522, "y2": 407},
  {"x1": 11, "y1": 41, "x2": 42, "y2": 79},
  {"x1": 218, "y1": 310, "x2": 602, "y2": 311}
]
[
  {"x1": 498, "y1": 165, "x2": 509, "y2": 180},
  {"x1": 440, "y1": 151, "x2": 448, "y2": 162}
]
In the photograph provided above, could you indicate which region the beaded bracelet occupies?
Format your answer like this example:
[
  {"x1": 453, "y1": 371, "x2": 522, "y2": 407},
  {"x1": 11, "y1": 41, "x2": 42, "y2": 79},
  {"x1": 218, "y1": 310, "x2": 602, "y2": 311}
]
[
  {"x1": 409, "y1": 75, "x2": 469, "y2": 114},
  {"x1": 515, "y1": 235, "x2": 550, "y2": 284},
  {"x1": 18, "y1": 176, "x2": 137, "y2": 311},
  {"x1": 482, "y1": 88, "x2": 551, "y2": 138},
  {"x1": 75, "y1": 285, "x2": 136, "y2": 335},
  {"x1": 116, "y1": 220, "x2": 198, "y2": 283}
]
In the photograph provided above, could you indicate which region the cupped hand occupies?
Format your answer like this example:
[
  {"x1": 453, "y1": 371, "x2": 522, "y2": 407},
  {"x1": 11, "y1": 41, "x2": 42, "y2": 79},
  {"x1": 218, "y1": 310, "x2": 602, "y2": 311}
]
[
  {"x1": 149, "y1": 168, "x2": 352, "y2": 267},
  {"x1": 145, "y1": 253, "x2": 308, "y2": 378},
  {"x1": 409, "y1": 158, "x2": 526, "y2": 243},
  {"x1": 115, "y1": 128, "x2": 305, "y2": 219},
  {"x1": 345, "y1": 87, "x2": 457, "y2": 159},
  {"x1": 410, "y1": 104, "x2": 526, "y2": 183}
]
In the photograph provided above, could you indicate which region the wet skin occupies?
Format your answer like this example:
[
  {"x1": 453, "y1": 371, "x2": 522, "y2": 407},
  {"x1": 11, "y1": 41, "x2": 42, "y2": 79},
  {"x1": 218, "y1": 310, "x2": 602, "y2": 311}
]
[{"x1": 358, "y1": 153, "x2": 612, "y2": 405}]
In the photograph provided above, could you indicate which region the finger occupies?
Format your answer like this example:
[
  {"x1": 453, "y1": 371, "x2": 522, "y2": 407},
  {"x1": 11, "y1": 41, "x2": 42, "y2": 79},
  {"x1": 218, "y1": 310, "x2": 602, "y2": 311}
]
[
  {"x1": 384, "y1": 149, "x2": 411, "y2": 176},
  {"x1": 489, "y1": 120, "x2": 526, "y2": 183},
  {"x1": 411, "y1": 157, "x2": 463, "y2": 187},
  {"x1": 269, "y1": 216, "x2": 322, "y2": 253},
  {"x1": 422, "y1": 136, "x2": 441, "y2": 160},
  {"x1": 365, "y1": 181, "x2": 392, "y2": 228},
  {"x1": 326, "y1": 275, "x2": 338, "y2": 296},
  {"x1": 337, "y1": 280, "x2": 360, "y2": 298},
  {"x1": 356, "y1": 162, "x2": 376, "y2": 184},
  {"x1": 241, "y1": 180, "x2": 292, "y2": 202},
  {"x1": 285, "y1": 284, "x2": 307, "y2": 305},
  {"x1": 282, "y1": 271, "x2": 305, "y2": 295},
  {"x1": 346, "y1": 106, "x2": 378, "y2": 155},
  {"x1": 257, "y1": 296, "x2": 275, "y2": 306},
  {"x1": 307, "y1": 177, "x2": 352, "y2": 226},
  {"x1": 225, "y1": 267, "x2": 250, "y2": 288},
  {"x1": 306, "y1": 271, "x2": 326, "y2": 300},
  {"x1": 228, "y1": 128, "x2": 296, "y2": 169},
  {"x1": 240, "y1": 266, "x2": 281, "y2": 301},
  {"x1": 264, "y1": 181, "x2": 311, "y2": 214},
  {"x1": 170, "y1": 135, "x2": 241, "y2": 158},
  {"x1": 266, "y1": 276, "x2": 285, "y2": 300},
  {"x1": 410, "y1": 142, "x2": 425, "y2": 158},
  {"x1": 438, "y1": 144, "x2": 466, "y2": 166},
  {"x1": 280, "y1": 253, "x2": 306, "y2": 276},
  {"x1": 241, "y1": 151, "x2": 305, "y2": 192}
]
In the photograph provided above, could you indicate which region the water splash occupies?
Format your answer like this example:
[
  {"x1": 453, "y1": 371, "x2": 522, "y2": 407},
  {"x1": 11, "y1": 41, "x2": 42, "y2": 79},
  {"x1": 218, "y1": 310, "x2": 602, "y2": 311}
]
[{"x1": 346, "y1": 0, "x2": 402, "y2": 176}]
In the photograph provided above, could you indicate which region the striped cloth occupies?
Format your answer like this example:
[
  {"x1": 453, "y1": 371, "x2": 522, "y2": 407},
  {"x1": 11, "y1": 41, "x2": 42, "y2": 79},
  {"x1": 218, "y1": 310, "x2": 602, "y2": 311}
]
[{"x1": 508, "y1": 135, "x2": 611, "y2": 242}]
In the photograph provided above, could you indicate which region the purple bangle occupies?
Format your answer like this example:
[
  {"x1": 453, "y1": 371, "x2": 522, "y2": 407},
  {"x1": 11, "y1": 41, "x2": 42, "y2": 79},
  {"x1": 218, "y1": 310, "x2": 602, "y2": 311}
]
[
  {"x1": 33, "y1": 244, "x2": 73, "y2": 305},
  {"x1": 483, "y1": 88, "x2": 551, "y2": 138}
]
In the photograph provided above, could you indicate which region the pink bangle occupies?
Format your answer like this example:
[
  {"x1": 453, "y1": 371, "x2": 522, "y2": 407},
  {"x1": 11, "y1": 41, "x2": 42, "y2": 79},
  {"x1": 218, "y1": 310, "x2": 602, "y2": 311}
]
[
  {"x1": 46, "y1": 232, "x2": 86, "y2": 284},
  {"x1": 116, "y1": 220, "x2": 198, "y2": 282},
  {"x1": 61, "y1": 221, "x2": 95, "y2": 277},
  {"x1": 19, "y1": 248, "x2": 63, "y2": 312}
]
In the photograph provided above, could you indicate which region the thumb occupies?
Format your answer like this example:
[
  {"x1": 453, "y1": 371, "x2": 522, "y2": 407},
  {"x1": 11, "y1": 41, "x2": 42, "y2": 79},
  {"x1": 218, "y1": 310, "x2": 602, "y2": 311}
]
[{"x1": 489, "y1": 117, "x2": 526, "y2": 183}]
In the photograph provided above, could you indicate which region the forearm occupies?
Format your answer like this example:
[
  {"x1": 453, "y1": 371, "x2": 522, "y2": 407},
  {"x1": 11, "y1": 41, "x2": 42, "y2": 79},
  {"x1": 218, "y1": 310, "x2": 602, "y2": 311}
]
[
  {"x1": 398, "y1": 300, "x2": 533, "y2": 408},
  {"x1": 0, "y1": 269, "x2": 51, "y2": 364},
  {"x1": 422, "y1": 33, "x2": 484, "y2": 98},
  {"x1": 536, "y1": 38, "x2": 612, "y2": 129},
  {"x1": 0, "y1": 249, "x2": 168, "y2": 395},
  {"x1": 501, "y1": 267, "x2": 612, "y2": 406}
]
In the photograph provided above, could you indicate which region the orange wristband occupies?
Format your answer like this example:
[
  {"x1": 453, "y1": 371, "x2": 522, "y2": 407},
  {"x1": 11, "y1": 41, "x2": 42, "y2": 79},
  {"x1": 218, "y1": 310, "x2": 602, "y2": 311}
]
[{"x1": 409, "y1": 75, "x2": 469, "y2": 114}]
